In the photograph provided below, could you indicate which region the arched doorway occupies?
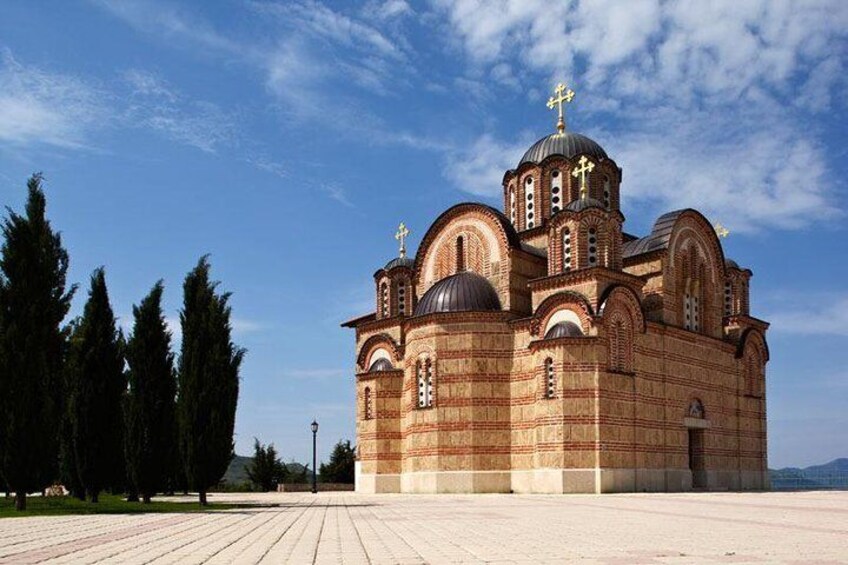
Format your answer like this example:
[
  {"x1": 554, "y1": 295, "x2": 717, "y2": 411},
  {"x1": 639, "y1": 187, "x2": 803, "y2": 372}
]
[{"x1": 686, "y1": 399, "x2": 707, "y2": 489}]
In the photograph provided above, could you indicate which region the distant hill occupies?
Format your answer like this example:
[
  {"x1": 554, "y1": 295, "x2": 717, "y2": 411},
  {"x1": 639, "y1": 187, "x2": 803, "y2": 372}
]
[
  {"x1": 770, "y1": 458, "x2": 848, "y2": 490},
  {"x1": 221, "y1": 455, "x2": 311, "y2": 487}
]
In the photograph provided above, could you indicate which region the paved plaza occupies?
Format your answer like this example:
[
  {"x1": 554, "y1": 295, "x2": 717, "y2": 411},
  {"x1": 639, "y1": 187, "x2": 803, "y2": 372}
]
[{"x1": 0, "y1": 491, "x2": 846, "y2": 564}]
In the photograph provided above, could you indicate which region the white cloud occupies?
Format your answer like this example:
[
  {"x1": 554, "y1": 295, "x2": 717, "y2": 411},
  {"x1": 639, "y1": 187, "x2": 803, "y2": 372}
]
[
  {"x1": 434, "y1": 0, "x2": 848, "y2": 230},
  {"x1": 442, "y1": 133, "x2": 529, "y2": 196},
  {"x1": 363, "y1": 0, "x2": 414, "y2": 21},
  {"x1": 232, "y1": 318, "x2": 264, "y2": 334},
  {"x1": 0, "y1": 50, "x2": 107, "y2": 149},
  {"x1": 767, "y1": 294, "x2": 848, "y2": 337}
]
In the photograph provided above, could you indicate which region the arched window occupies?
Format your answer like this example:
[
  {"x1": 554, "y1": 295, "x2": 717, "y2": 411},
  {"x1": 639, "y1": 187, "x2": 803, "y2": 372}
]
[
  {"x1": 456, "y1": 236, "x2": 465, "y2": 272},
  {"x1": 544, "y1": 358, "x2": 555, "y2": 398},
  {"x1": 525, "y1": 176, "x2": 535, "y2": 229},
  {"x1": 688, "y1": 398, "x2": 705, "y2": 419},
  {"x1": 380, "y1": 282, "x2": 389, "y2": 318},
  {"x1": 603, "y1": 176, "x2": 611, "y2": 209},
  {"x1": 587, "y1": 227, "x2": 598, "y2": 266},
  {"x1": 684, "y1": 278, "x2": 701, "y2": 331},
  {"x1": 397, "y1": 280, "x2": 407, "y2": 316},
  {"x1": 364, "y1": 387, "x2": 373, "y2": 420},
  {"x1": 550, "y1": 169, "x2": 562, "y2": 214},
  {"x1": 724, "y1": 281, "x2": 732, "y2": 317},
  {"x1": 563, "y1": 228, "x2": 572, "y2": 272},
  {"x1": 509, "y1": 186, "x2": 516, "y2": 225},
  {"x1": 417, "y1": 359, "x2": 434, "y2": 408}
]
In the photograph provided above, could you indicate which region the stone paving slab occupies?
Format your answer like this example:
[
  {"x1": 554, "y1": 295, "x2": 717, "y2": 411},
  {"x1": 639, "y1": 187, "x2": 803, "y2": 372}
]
[{"x1": 1, "y1": 491, "x2": 847, "y2": 564}]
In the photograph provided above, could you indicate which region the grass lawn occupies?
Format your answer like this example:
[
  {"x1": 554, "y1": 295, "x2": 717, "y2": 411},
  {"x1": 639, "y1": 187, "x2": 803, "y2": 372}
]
[{"x1": 0, "y1": 494, "x2": 245, "y2": 518}]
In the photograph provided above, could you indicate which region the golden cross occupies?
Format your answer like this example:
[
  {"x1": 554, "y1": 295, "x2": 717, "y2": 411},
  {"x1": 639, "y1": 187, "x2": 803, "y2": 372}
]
[
  {"x1": 395, "y1": 222, "x2": 410, "y2": 257},
  {"x1": 546, "y1": 82, "x2": 575, "y2": 134},
  {"x1": 571, "y1": 155, "x2": 595, "y2": 200},
  {"x1": 714, "y1": 222, "x2": 730, "y2": 238}
]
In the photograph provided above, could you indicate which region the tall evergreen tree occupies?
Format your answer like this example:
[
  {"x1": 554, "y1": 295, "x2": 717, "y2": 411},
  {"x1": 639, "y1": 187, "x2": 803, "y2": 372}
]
[
  {"x1": 0, "y1": 174, "x2": 75, "y2": 511},
  {"x1": 67, "y1": 268, "x2": 125, "y2": 503},
  {"x1": 177, "y1": 257, "x2": 244, "y2": 506},
  {"x1": 125, "y1": 281, "x2": 177, "y2": 504}
]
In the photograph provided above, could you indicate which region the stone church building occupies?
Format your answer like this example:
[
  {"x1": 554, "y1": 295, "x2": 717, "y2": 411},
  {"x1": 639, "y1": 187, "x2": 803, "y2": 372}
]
[{"x1": 343, "y1": 86, "x2": 769, "y2": 494}]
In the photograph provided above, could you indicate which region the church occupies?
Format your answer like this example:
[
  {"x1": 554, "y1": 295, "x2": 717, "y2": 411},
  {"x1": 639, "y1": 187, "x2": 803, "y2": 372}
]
[{"x1": 342, "y1": 84, "x2": 769, "y2": 494}]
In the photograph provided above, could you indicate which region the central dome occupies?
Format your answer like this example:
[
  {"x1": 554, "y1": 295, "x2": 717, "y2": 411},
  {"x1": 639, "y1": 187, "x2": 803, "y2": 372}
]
[
  {"x1": 414, "y1": 272, "x2": 501, "y2": 316},
  {"x1": 519, "y1": 131, "x2": 608, "y2": 166}
]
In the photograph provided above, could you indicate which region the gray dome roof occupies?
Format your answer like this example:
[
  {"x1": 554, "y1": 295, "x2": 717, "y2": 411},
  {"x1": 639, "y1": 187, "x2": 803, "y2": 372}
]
[
  {"x1": 385, "y1": 256, "x2": 415, "y2": 270},
  {"x1": 519, "y1": 132, "x2": 608, "y2": 167},
  {"x1": 725, "y1": 259, "x2": 740, "y2": 270},
  {"x1": 565, "y1": 197, "x2": 605, "y2": 212},
  {"x1": 414, "y1": 272, "x2": 501, "y2": 316},
  {"x1": 369, "y1": 358, "x2": 394, "y2": 372},
  {"x1": 544, "y1": 321, "x2": 584, "y2": 339}
]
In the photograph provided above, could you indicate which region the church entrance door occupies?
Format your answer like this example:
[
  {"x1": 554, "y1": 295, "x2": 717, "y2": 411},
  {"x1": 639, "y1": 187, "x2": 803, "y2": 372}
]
[{"x1": 688, "y1": 428, "x2": 706, "y2": 489}]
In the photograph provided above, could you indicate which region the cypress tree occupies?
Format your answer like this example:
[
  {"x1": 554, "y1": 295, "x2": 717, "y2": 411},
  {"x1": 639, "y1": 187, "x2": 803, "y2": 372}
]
[
  {"x1": 0, "y1": 174, "x2": 75, "y2": 511},
  {"x1": 177, "y1": 256, "x2": 244, "y2": 506},
  {"x1": 125, "y1": 281, "x2": 177, "y2": 504},
  {"x1": 67, "y1": 268, "x2": 125, "y2": 503}
]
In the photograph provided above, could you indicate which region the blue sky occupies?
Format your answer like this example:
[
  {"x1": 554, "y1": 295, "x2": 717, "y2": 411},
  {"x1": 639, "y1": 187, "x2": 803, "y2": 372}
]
[{"x1": 0, "y1": 0, "x2": 846, "y2": 469}]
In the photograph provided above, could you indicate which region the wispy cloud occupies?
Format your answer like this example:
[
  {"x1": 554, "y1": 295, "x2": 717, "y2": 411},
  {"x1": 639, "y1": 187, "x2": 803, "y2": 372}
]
[
  {"x1": 766, "y1": 293, "x2": 848, "y2": 337},
  {"x1": 123, "y1": 69, "x2": 238, "y2": 153},
  {"x1": 0, "y1": 50, "x2": 107, "y2": 150}
]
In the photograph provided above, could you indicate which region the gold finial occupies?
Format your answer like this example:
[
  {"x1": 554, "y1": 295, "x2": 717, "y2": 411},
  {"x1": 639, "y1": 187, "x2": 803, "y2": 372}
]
[
  {"x1": 546, "y1": 82, "x2": 575, "y2": 134},
  {"x1": 714, "y1": 222, "x2": 730, "y2": 238},
  {"x1": 395, "y1": 222, "x2": 410, "y2": 257},
  {"x1": 571, "y1": 155, "x2": 595, "y2": 200}
]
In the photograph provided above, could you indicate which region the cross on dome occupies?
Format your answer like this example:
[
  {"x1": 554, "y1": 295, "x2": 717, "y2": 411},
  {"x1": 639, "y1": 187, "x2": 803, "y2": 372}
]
[
  {"x1": 546, "y1": 82, "x2": 575, "y2": 134},
  {"x1": 571, "y1": 155, "x2": 595, "y2": 200},
  {"x1": 395, "y1": 222, "x2": 410, "y2": 257}
]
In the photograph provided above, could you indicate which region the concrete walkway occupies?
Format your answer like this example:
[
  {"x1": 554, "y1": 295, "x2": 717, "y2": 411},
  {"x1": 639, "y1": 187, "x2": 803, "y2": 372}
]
[{"x1": 0, "y1": 491, "x2": 846, "y2": 564}]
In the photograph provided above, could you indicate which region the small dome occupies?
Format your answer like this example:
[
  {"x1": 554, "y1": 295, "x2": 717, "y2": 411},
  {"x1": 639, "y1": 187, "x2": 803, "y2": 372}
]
[
  {"x1": 385, "y1": 256, "x2": 415, "y2": 270},
  {"x1": 414, "y1": 272, "x2": 501, "y2": 316},
  {"x1": 519, "y1": 132, "x2": 608, "y2": 167},
  {"x1": 725, "y1": 259, "x2": 740, "y2": 270},
  {"x1": 565, "y1": 197, "x2": 605, "y2": 213},
  {"x1": 369, "y1": 358, "x2": 394, "y2": 372},
  {"x1": 544, "y1": 321, "x2": 584, "y2": 339}
]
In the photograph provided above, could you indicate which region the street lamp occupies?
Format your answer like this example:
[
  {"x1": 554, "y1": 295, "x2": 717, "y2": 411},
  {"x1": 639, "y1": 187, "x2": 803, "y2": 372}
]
[{"x1": 310, "y1": 420, "x2": 319, "y2": 494}]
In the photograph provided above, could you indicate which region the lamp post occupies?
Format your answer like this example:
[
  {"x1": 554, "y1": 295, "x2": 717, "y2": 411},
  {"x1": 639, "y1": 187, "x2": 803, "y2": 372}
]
[{"x1": 310, "y1": 420, "x2": 319, "y2": 494}]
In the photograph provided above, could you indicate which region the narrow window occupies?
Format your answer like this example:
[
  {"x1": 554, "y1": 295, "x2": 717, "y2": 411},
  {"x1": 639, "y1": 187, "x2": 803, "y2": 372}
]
[
  {"x1": 525, "y1": 176, "x2": 535, "y2": 229},
  {"x1": 544, "y1": 358, "x2": 555, "y2": 398},
  {"x1": 398, "y1": 281, "x2": 406, "y2": 316},
  {"x1": 364, "y1": 387, "x2": 373, "y2": 420},
  {"x1": 692, "y1": 280, "x2": 701, "y2": 331},
  {"x1": 588, "y1": 227, "x2": 598, "y2": 266},
  {"x1": 380, "y1": 282, "x2": 389, "y2": 318},
  {"x1": 603, "y1": 176, "x2": 611, "y2": 209},
  {"x1": 684, "y1": 278, "x2": 700, "y2": 331},
  {"x1": 456, "y1": 236, "x2": 465, "y2": 272},
  {"x1": 509, "y1": 186, "x2": 516, "y2": 225},
  {"x1": 724, "y1": 281, "x2": 732, "y2": 317},
  {"x1": 550, "y1": 169, "x2": 562, "y2": 214},
  {"x1": 416, "y1": 361, "x2": 426, "y2": 408},
  {"x1": 425, "y1": 358, "x2": 434, "y2": 407},
  {"x1": 563, "y1": 228, "x2": 572, "y2": 271},
  {"x1": 417, "y1": 359, "x2": 434, "y2": 408}
]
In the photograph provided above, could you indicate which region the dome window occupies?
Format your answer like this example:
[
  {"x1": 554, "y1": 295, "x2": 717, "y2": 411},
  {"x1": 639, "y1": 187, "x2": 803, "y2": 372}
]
[
  {"x1": 398, "y1": 281, "x2": 407, "y2": 315},
  {"x1": 603, "y1": 176, "x2": 611, "y2": 209},
  {"x1": 551, "y1": 169, "x2": 563, "y2": 214},
  {"x1": 364, "y1": 387, "x2": 373, "y2": 420},
  {"x1": 724, "y1": 281, "x2": 732, "y2": 316},
  {"x1": 588, "y1": 227, "x2": 598, "y2": 265},
  {"x1": 525, "y1": 177, "x2": 535, "y2": 229},
  {"x1": 563, "y1": 229, "x2": 572, "y2": 271}
]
